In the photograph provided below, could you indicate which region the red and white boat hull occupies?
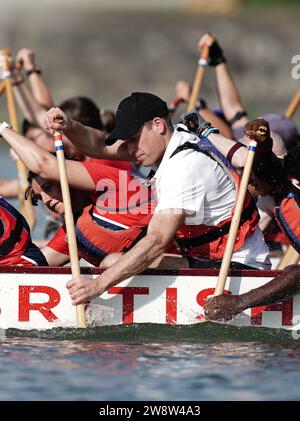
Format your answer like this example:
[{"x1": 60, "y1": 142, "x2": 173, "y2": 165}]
[{"x1": 0, "y1": 267, "x2": 299, "y2": 331}]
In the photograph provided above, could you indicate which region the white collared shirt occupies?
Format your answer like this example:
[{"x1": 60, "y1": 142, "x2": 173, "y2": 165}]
[
  {"x1": 154, "y1": 128, "x2": 236, "y2": 225},
  {"x1": 153, "y1": 128, "x2": 271, "y2": 269}
]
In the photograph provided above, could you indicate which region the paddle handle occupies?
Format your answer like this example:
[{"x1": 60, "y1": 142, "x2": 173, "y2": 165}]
[
  {"x1": 277, "y1": 244, "x2": 299, "y2": 270},
  {"x1": 187, "y1": 45, "x2": 209, "y2": 112},
  {"x1": 284, "y1": 88, "x2": 300, "y2": 118},
  {"x1": 0, "y1": 81, "x2": 5, "y2": 96},
  {"x1": 2, "y1": 52, "x2": 36, "y2": 230},
  {"x1": 53, "y1": 131, "x2": 86, "y2": 328},
  {"x1": 214, "y1": 140, "x2": 257, "y2": 296}
]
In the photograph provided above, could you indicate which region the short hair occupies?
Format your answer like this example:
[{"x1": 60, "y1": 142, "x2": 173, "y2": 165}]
[
  {"x1": 252, "y1": 154, "x2": 287, "y2": 187},
  {"x1": 145, "y1": 114, "x2": 173, "y2": 130},
  {"x1": 284, "y1": 144, "x2": 300, "y2": 180},
  {"x1": 25, "y1": 170, "x2": 39, "y2": 206},
  {"x1": 162, "y1": 114, "x2": 173, "y2": 129},
  {"x1": 59, "y1": 96, "x2": 103, "y2": 130}
]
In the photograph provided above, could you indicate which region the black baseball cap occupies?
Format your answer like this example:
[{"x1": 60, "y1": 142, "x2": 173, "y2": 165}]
[{"x1": 105, "y1": 92, "x2": 169, "y2": 145}]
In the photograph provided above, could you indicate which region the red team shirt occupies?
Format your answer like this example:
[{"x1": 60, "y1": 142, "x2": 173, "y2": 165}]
[{"x1": 47, "y1": 161, "x2": 156, "y2": 265}]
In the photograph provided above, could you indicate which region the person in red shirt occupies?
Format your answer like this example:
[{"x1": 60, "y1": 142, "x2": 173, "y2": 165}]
[{"x1": 25, "y1": 160, "x2": 155, "y2": 266}]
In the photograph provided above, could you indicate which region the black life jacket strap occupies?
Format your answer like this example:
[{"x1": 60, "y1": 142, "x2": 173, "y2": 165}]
[
  {"x1": 170, "y1": 141, "x2": 200, "y2": 159},
  {"x1": 0, "y1": 213, "x2": 24, "y2": 257},
  {"x1": 174, "y1": 200, "x2": 257, "y2": 251}
]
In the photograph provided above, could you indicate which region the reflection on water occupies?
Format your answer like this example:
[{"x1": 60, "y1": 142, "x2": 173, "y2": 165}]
[{"x1": 1, "y1": 325, "x2": 300, "y2": 401}]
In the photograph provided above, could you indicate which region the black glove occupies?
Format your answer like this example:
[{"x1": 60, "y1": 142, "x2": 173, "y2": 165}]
[
  {"x1": 180, "y1": 110, "x2": 219, "y2": 137},
  {"x1": 208, "y1": 40, "x2": 226, "y2": 67}
]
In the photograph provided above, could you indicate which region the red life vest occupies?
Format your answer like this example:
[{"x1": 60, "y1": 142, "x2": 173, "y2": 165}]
[
  {"x1": 76, "y1": 166, "x2": 156, "y2": 263},
  {"x1": 274, "y1": 193, "x2": 300, "y2": 253},
  {"x1": 89, "y1": 165, "x2": 156, "y2": 227},
  {"x1": 0, "y1": 197, "x2": 47, "y2": 266},
  {"x1": 166, "y1": 136, "x2": 259, "y2": 260},
  {"x1": 75, "y1": 204, "x2": 151, "y2": 265}
]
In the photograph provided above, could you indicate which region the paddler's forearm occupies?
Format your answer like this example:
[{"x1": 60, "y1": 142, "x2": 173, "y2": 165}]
[
  {"x1": 94, "y1": 233, "x2": 166, "y2": 294},
  {"x1": 64, "y1": 119, "x2": 131, "y2": 161},
  {"x1": 237, "y1": 265, "x2": 300, "y2": 309}
]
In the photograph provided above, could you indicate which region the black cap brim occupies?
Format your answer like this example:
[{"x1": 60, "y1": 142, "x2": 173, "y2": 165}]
[{"x1": 105, "y1": 122, "x2": 142, "y2": 146}]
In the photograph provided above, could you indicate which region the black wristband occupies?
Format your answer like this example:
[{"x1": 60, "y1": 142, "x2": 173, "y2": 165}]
[
  {"x1": 208, "y1": 41, "x2": 227, "y2": 67},
  {"x1": 12, "y1": 78, "x2": 24, "y2": 86},
  {"x1": 26, "y1": 65, "x2": 42, "y2": 77},
  {"x1": 195, "y1": 98, "x2": 207, "y2": 111},
  {"x1": 228, "y1": 111, "x2": 248, "y2": 126}
]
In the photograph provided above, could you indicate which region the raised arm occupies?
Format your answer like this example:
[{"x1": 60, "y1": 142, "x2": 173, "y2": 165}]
[
  {"x1": 0, "y1": 124, "x2": 95, "y2": 191},
  {"x1": 197, "y1": 33, "x2": 248, "y2": 128},
  {"x1": 11, "y1": 62, "x2": 48, "y2": 129},
  {"x1": 15, "y1": 48, "x2": 54, "y2": 109},
  {"x1": 180, "y1": 110, "x2": 248, "y2": 170},
  {"x1": 175, "y1": 79, "x2": 233, "y2": 138},
  {"x1": 181, "y1": 112, "x2": 275, "y2": 172},
  {"x1": 45, "y1": 107, "x2": 131, "y2": 160},
  {"x1": 209, "y1": 132, "x2": 247, "y2": 169}
]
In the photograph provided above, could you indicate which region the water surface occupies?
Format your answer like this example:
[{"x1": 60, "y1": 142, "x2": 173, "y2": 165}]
[{"x1": 1, "y1": 324, "x2": 300, "y2": 401}]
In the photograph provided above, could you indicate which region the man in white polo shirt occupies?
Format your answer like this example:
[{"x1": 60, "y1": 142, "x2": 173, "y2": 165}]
[
  {"x1": 152, "y1": 117, "x2": 270, "y2": 270},
  {"x1": 45, "y1": 92, "x2": 270, "y2": 305}
]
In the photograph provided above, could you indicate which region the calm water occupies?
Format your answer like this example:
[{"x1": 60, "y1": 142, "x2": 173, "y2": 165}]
[
  {"x1": 1, "y1": 145, "x2": 300, "y2": 401},
  {"x1": 0, "y1": 324, "x2": 300, "y2": 401}
]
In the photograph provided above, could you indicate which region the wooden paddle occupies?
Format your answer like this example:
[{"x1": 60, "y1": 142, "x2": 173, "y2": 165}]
[
  {"x1": 0, "y1": 49, "x2": 36, "y2": 230},
  {"x1": 275, "y1": 89, "x2": 300, "y2": 270},
  {"x1": 52, "y1": 122, "x2": 86, "y2": 328},
  {"x1": 277, "y1": 245, "x2": 299, "y2": 270},
  {"x1": 284, "y1": 88, "x2": 300, "y2": 120},
  {"x1": 214, "y1": 139, "x2": 258, "y2": 296},
  {"x1": 0, "y1": 81, "x2": 5, "y2": 96},
  {"x1": 187, "y1": 45, "x2": 209, "y2": 112}
]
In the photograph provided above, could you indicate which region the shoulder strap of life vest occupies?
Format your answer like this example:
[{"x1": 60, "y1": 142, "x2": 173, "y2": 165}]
[
  {"x1": 174, "y1": 199, "x2": 257, "y2": 250},
  {"x1": 170, "y1": 135, "x2": 238, "y2": 189},
  {"x1": 170, "y1": 134, "x2": 257, "y2": 251}
]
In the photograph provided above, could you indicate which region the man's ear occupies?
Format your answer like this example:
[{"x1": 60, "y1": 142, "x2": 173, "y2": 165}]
[{"x1": 152, "y1": 117, "x2": 166, "y2": 135}]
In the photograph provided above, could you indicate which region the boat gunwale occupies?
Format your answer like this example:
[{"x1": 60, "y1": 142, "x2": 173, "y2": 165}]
[{"x1": 0, "y1": 265, "x2": 282, "y2": 277}]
